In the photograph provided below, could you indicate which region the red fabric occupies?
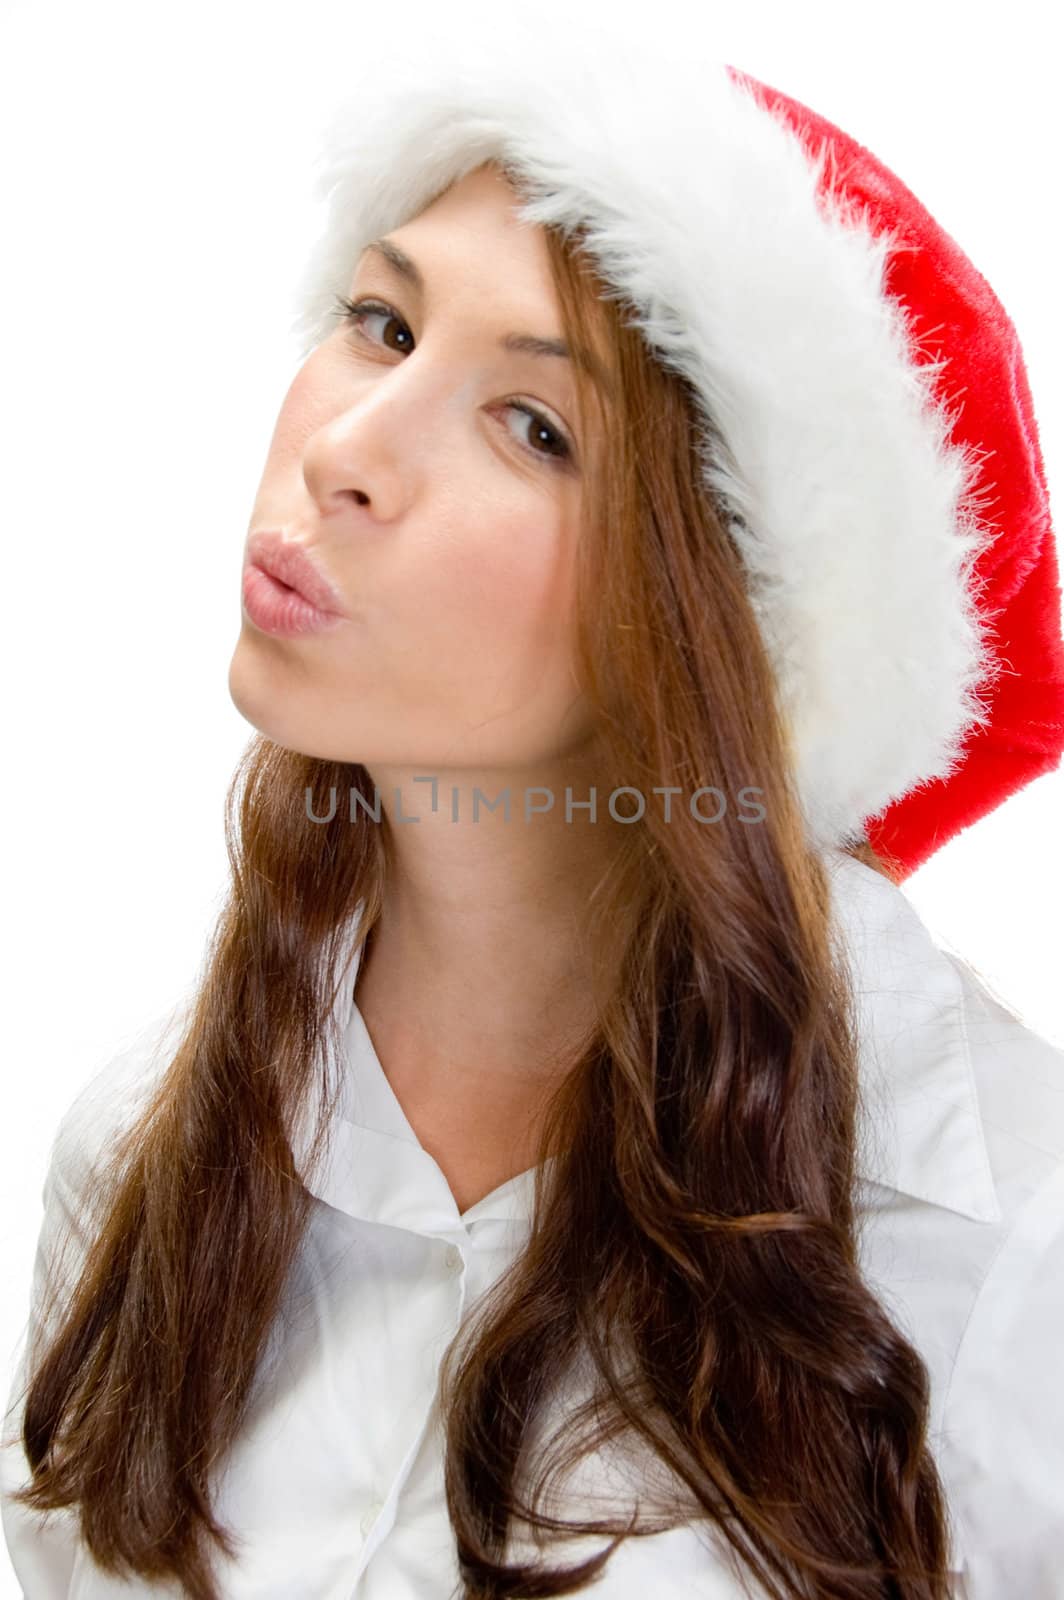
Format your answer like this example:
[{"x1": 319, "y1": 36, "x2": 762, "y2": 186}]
[{"x1": 727, "y1": 68, "x2": 1064, "y2": 879}]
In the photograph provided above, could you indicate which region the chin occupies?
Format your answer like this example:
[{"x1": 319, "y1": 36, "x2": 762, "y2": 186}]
[
  {"x1": 226, "y1": 655, "x2": 355, "y2": 764},
  {"x1": 227, "y1": 642, "x2": 303, "y2": 748}
]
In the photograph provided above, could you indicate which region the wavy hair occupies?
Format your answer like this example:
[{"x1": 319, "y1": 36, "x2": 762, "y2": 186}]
[{"x1": 6, "y1": 173, "x2": 958, "y2": 1600}]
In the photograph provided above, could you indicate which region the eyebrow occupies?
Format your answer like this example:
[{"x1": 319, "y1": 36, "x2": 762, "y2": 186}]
[{"x1": 360, "y1": 236, "x2": 615, "y2": 402}]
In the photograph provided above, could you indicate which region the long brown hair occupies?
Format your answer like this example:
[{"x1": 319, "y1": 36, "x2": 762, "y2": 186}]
[{"x1": 6, "y1": 172, "x2": 952, "y2": 1599}]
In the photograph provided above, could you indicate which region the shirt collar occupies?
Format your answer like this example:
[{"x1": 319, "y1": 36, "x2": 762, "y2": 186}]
[
  {"x1": 825, "y1": 849, "x2": 1001, "y2": 1225},
  {"x1": 295, "y1": 855, "x2": 1001, "y2": 1236}
]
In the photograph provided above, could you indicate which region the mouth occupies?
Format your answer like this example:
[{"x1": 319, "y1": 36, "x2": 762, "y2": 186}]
[
  {"x1": 241, "y1": 532, "x2": 350, "y2": 639},
  {"x1": 246, "y1": 531, "x2": 349, "y2": 617},
  {"x1": 241, "y1": 563, "x2": 349, "y2": 639}
]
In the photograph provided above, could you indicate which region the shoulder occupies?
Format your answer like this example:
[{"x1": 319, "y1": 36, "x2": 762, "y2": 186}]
[
  {"x1": 49, "y1": 1001, "x2": 190, "y2": 1187},
  {"x1": 936, "y1": 955, "x2": 1064, "y2": 1595},
  {"x1": 32, "y1": 1001, "x2": 191, "y2": 1306}
]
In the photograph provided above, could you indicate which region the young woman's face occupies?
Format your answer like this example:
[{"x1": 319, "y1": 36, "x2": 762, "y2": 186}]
[{"x1": 229, "y1": 161, "x2": 603, "y2": 774}]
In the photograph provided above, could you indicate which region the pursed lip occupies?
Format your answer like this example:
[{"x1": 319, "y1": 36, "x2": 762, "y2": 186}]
[{"x1": 245, "y1": 530, "x2": 349, "y2": 617}]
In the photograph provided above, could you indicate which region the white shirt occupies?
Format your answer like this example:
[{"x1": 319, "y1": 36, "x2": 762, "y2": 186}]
[{"x1": 4, "y1": 850, "x2": 1064, "y2": 1597}]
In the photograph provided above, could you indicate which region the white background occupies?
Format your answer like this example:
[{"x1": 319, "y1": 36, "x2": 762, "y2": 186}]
[{"x1": 1, "y1": 0, "x2": 1061, "y2": 1591}]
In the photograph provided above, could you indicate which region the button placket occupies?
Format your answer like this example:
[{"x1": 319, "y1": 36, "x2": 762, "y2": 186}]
[{"x1": 444, "y1": 1242, "x2": 464, "y2": 1275}]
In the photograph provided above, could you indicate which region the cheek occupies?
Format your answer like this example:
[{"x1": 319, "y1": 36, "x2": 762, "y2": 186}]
[
  {"x1": 263, "y1": 352, "x2": 342, "y2": 464},
  {"x1": 413, "y1": 495, "x2": 579, "y2": 679}
]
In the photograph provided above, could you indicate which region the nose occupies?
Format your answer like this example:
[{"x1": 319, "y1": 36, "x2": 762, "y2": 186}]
[{"x1": 302, "y1": 357, "x2": 443, "y2": 522}]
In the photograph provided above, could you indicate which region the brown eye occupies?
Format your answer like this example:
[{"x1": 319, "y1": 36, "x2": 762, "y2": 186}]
[
  {"x1": 499, "y1": 402, "x2": 572, "y2": 466},
  {"x1": 335, "y1": 295, "x2": 413, "y2": 354}
]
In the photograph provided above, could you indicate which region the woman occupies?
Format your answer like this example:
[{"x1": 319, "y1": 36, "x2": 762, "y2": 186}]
[{"x1": 4, "y1": 24, "x2": 1064, "y2": 1600}]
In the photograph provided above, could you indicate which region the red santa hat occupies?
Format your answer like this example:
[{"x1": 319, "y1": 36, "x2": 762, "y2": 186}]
[{"x1": 286, "y1": 22, "x2": 1064, "y2": 881}]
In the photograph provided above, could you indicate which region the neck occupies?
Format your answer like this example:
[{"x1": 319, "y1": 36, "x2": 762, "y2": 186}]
[{"x1": 352, "y1": 754, "x2": 627, "y2": 1099}]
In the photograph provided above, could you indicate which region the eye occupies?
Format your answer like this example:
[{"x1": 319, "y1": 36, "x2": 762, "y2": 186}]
[
  {"x1": 334, "y1": 294, "x2": 414, "y2": 356},
  {"x1": 331, "y1": 293, "x2": 576, "y2": 471}
]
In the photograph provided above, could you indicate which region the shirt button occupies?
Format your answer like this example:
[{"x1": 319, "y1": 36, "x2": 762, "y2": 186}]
[
  {"x1": 360, "y1": 1497, "x2": 384, "y2": 1536},
  {"x1": 445, "y1": 1243, "x2": 464, "y2": 1273}
]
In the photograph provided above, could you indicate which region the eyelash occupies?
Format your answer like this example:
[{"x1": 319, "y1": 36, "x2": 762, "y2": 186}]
[{"x1": 331, "y1": 293, "x2": 576, "y2": 472}]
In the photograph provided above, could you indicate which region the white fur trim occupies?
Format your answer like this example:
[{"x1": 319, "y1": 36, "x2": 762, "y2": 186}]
[{"x1": 286, "y1": 20, "x2": 1000, "y2": 854}]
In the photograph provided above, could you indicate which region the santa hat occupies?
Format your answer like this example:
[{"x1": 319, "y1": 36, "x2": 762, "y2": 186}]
[{"x1": 286, "y1": 22, "x2": 1064, "y2": 881}]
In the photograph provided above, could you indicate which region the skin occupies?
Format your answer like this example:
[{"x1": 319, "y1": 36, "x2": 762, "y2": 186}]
[{"x1": 229, "y1": 161, "x2": 626, "y2": 1211}]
